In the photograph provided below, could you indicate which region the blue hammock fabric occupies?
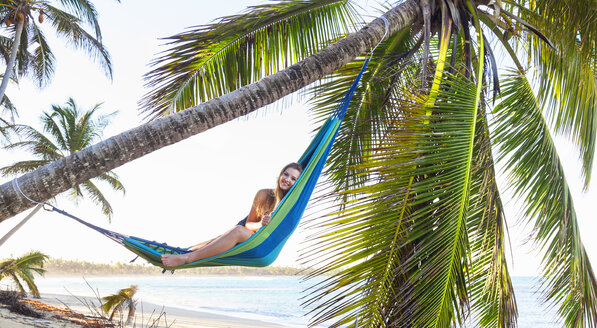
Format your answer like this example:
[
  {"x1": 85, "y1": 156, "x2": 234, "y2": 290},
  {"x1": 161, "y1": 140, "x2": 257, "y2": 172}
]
[{"x1": 54, "y1": 57, "x2": 371, "y2": 270}]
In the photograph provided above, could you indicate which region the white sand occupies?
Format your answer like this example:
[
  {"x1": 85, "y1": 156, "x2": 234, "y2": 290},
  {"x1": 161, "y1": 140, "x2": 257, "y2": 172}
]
[{"x1": 0, "y1": 293, "x2": 290, "y2": 328}]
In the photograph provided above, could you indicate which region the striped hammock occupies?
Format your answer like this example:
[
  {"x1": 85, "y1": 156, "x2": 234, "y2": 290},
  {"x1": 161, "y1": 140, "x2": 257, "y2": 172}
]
[{"x1": 52, "y1": 58, "x2": 371, "y2": 270}]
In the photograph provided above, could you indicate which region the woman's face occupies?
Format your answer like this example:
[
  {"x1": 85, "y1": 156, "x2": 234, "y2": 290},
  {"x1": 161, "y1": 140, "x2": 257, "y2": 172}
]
[{"x1": 278, "y1": 167, "x2": 301, "y2": 191}]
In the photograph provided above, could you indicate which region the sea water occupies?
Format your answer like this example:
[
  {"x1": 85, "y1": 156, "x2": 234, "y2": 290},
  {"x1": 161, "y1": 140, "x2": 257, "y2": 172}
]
[
  {"x1": 35, "y1": 275, "x2": 320, "y2": 327},
  {"x1": 32, "y1": 275, "x2": 558, "y2": 327}
]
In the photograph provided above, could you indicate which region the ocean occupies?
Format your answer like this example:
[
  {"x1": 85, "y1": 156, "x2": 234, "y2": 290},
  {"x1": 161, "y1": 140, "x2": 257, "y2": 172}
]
[{"x1": 30, "y1": 275, "x2": 557, "y2": 327}]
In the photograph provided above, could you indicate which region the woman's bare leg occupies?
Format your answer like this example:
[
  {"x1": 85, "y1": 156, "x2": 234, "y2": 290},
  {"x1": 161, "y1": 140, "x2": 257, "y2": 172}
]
[
  {"x1": 188, "y1": 237, "x2": 217, "y2": 251},
  {"x1": 161, "y1": 226, "x2": 253, "y2": 267}
]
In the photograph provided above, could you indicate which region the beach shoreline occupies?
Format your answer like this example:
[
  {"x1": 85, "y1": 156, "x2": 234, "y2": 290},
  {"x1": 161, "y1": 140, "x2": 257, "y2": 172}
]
[{"x1": 0, "y1": 292, "x2": 291, "y2": 328}]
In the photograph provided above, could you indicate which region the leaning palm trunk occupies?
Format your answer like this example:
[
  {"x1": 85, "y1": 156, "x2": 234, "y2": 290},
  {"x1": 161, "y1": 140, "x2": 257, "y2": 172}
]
[
  {"x1": 126, "y1": 300, "x2": 135, "y2": 325},
  {"x1": 0, "y1": 18, "x2": 25, "y2": 106},
  {"x1": 0, "y1": 0, "x2": 421, "y2": 221}
]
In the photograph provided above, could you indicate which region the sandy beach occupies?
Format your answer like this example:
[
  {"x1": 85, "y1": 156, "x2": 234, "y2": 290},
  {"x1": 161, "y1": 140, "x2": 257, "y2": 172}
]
[{"x1": 0, "y1": 293, "x2": 289, "y2": 328}]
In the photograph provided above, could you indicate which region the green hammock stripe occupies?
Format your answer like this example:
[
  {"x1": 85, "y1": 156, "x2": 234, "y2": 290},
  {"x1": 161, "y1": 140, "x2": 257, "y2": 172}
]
[
  {"x1": 60, "y1": 55, "x2": 371, "y2": 270},
  {"x1": 176, "y1": 117, "x2": 341, "y2": 266}
]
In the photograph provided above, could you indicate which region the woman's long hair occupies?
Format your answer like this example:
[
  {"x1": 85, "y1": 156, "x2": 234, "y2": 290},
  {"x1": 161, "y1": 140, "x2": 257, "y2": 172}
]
[{"x1": 255, "y1": 162, "x2": 303, "y2": 217}]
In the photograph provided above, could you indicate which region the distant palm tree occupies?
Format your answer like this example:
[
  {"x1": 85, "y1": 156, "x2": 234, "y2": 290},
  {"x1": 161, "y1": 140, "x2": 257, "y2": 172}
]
[
  {"x1": 0, "y1": 0, "x2": 115, "y2": 116},
  {"x1": 101, "y1": 285, "x2": 137, "y2": 324},
  {"x1": 0, "y1": 251, "x2": 48, "y2": 298},
  {"x1": 1, "y1": 98, "x2": 125, "y2": 219}
]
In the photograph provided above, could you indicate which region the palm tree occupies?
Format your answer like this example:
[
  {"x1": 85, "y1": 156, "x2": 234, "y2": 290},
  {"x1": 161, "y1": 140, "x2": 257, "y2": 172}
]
[
  {"x1": 1, "y1": 98, "x2": 125, "y2": 219},
  {"x1": 0, "y1": 0, "x2": 114, "y2": 116},
  {"x1": 0, "y1": 251, "x2": 48, "y2": 298},
  {"x1": 0, "y1": 1, "x2": 595, "y2": 326},
  {"x1": 101, "y1": 285, "x2": 137, "y2": 324}
]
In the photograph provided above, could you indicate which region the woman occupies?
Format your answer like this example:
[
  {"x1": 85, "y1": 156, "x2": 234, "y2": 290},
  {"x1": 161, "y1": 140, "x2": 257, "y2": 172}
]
[{"x1": 161, "y1": 162, "x2": 303, "y2": 268}]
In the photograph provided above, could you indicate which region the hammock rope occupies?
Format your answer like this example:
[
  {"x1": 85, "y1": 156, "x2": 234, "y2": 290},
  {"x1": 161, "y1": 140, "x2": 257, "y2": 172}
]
[{"x1": 11, "y1": 17, "x2": 389, "y2": 270}]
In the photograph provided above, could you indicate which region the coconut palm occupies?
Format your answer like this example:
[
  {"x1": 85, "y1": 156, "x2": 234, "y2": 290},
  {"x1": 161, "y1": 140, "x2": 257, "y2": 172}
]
[
  {"x1": 142, "y1": 2, "x2": 597, "y2": 326},
  {"x1": 0, "y1": 1, "x2": 595, "y2": 326},
  {"x1": 101, "y1": 285, "x2": 137, "y2": 324},
  {"x1": 0, "y1": 0, "x2": 114, "y2": 116},
  {"x1": 1, "y1": 98, "x2": 125, "y2": 219},
  {"x1": 0, "y1": 251, "x2": 48, "y2": 298}
]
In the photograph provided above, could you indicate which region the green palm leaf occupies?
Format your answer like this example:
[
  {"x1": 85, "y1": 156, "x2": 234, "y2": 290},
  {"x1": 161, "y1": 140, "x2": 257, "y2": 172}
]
[
  {"x1": 102, "y1": 285, "x2": 137, "y2": 322},
  {"x1": 467, "y1": 108, "x2": 517, "y2": 328},
  {"x1": 509, "y1": 0, "x2": 597, "y2": 188},
  {"x1": 43, "y1": 3, "x2": 112, "y2": 78},
  {"x1": 25, "y1": 21, "x2": 56, "y2": 87},
  {"x1": 0, "y1": 251, "x2": 48, "y2": 298},
  {"x1": 303, "y1": 70, "x2": 487, "y2": 327},
  {"x1": 4, "y1": 124, "x2": 63, "y2": 160},
  {"x1": 303, "y1": 33, "x2": 487, "y2": 328},
  {"x1": 140, "y1": 0, "x2": 358, "y2": 119},
  {"x1": 310, "y1": 25, "x2": 420, "y2": 202},
  {"x1": 81, "y1": 179, "x2": 116, "y2": 220},
  {"x1": 403, "y1": 69, "x2": 482, "y2": 327},
  {"x1": 0, "y1": 159, "x2": 51, "y2": 175},
  {"x1": 492, "y1": 70, "x2": 597, "y2": 328}
]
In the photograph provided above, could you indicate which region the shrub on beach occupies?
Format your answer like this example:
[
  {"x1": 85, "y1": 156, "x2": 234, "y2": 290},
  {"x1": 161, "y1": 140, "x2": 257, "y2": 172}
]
[{"x1": 0, "y1": 290, "x2": 42, "y2": 318}]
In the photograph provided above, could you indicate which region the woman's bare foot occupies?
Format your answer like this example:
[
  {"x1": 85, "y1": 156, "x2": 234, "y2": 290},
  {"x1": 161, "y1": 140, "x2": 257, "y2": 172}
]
[{"x1": 161, "y1": 253, "x2": 189, "y2": 267}]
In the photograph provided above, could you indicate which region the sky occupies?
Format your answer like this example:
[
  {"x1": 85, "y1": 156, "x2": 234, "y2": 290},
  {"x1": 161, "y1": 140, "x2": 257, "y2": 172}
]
[{"x1": 0, "y1": 0, "x2": 595, "y2": 276}]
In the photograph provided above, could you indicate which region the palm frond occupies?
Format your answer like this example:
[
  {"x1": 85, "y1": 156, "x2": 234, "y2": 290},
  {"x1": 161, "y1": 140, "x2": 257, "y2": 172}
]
[
  {"x1": 492, "y1": 71, "x2": 597, "y2": 327},
  {"x1": 303, "y1": 68, "x2": 485, "y2": 327},
  {"x1": 0, "y1": 117, "x2": 9, "y2": 141},
  {"x1": 17, "y1": 269, "x2": 41, "y2": 298},
  {"x1": 0, "y1": 35, "x2": 12, "y2": 64},
  {"x1": 102, "y1": 285, "x2": 137, "y2": 321},
  {"x1": 0, "y1": 96, "x2": 17, "y2": 125},
  {"x1": 94, "y1": 171, "x2": 125, "y2": 195},
  {"x1": 8, "y1": 272, "x2": 26, "y2": 293},
  {"x1": 41, "y1": 109, "x2": 69, "y2": 152},
  {"x1": 512, "y1": 1, "x2": 597, "y2": 188},
  {"x1": 5, "y1": 124, "x2": 63, "y2": 160},
  {"x1": 81, "y1": 180, "x2": 113, "y2": 219},
  {"x1": 310, "y1": 25, "x2": 421, "y2": 206},
  {"x1": 140, "y1": 0, "x2": 358, "y2": 119},
  {"x1": 43, "y1": 3, "x2": 112, "y2": 79},
  {"x1": 55, "y1": 0, "x2": 103, "y2": 38},
  {"x1": 301, "y1": 118, "x2": 421, "y2": 327},
  {"x1": 396, "y1": 10, "x2": 485, "y2": 323},
  {"x1": 400, "y1": 67, "x2": 482, "y2": 327},
  {"x1": 27, "y1": 22, "x2": 56, "y2": 87},
  {"x1": 467, "y1": 107, "x2": 517, "y2": 328},
  {"x1": 0, "y1": 159, "x2": 51, "y2": 175}
]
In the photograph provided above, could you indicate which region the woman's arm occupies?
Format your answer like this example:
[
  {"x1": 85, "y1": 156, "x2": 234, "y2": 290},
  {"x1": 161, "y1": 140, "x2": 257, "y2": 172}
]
[{"x1": 244, "y1": 189, "x2": 271, "y2": 232}]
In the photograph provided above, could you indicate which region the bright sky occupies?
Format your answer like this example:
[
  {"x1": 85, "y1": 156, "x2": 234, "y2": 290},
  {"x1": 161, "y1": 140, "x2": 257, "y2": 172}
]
[{"x1": 0, "y1": 0, "x2": 595, "y2": 276}]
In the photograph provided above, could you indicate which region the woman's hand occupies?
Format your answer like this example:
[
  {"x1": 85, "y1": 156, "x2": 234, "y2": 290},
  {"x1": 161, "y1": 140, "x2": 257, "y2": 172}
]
[{"x1": 261, "y1": 215, "x2": 272, "y2": 226}]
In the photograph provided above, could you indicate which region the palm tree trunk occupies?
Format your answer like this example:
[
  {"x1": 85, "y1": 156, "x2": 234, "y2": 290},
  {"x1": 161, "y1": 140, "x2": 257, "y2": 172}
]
[
  {"x1": 126, "y1": 300, "x2": 136, "y2": 325},
  {"x1": 0, "y1": 0, "x2": 422, "y2": 221},
  {"x1": 0, "y1": 18, "x2": 25, "y2": 106}
]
